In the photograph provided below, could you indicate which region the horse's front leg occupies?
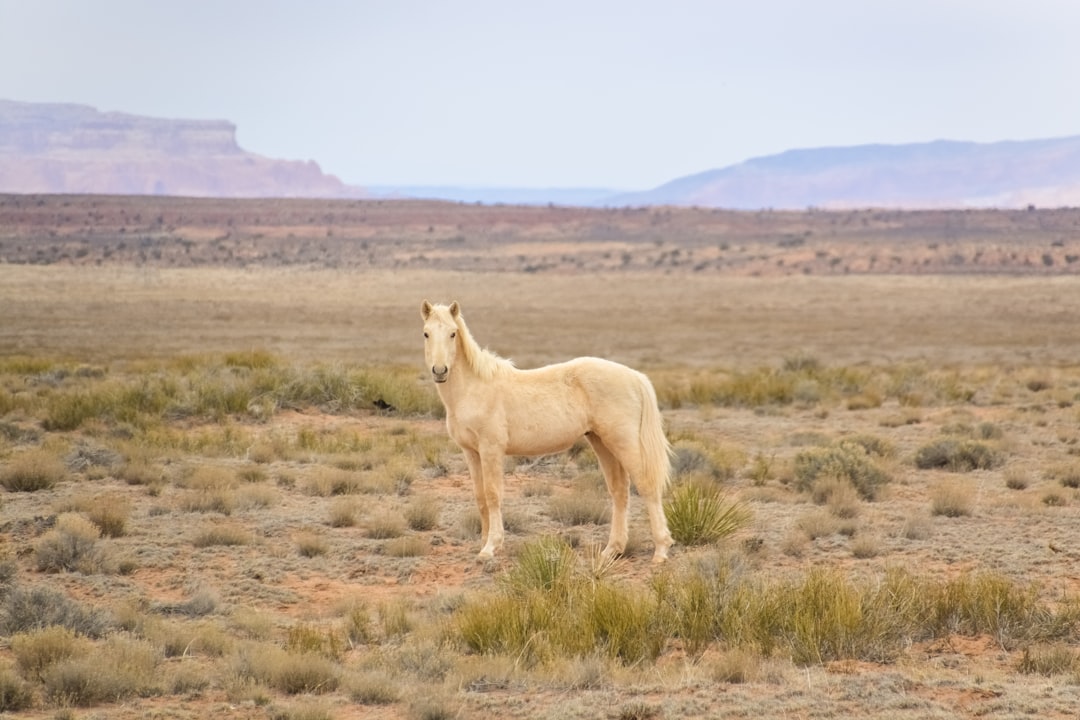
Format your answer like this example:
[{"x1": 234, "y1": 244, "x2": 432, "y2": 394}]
[
  {"x1": 463, "y1": 448, "x2": 489, "y2": 548},
  {"x1": 477, "y1": 444, "x2": 506, "y2": 559}
]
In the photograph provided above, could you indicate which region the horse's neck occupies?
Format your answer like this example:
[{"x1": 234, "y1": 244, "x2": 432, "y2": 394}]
[{"x1": 438, "y1": 363, "x2": 482, "y2": 409}]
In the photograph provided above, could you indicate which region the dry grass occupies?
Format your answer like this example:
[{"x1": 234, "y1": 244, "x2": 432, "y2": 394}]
[{"x1": 3, "y1": 252, "x2": 1080, "y2": 718}]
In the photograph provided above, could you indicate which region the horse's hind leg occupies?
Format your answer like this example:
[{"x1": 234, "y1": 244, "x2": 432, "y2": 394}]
[{"x1": 586, "y1": 433, "x2": 630, "y2": 560}]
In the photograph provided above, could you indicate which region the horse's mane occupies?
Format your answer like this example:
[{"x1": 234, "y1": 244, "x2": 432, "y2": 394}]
[{"x1": 454, "y1": 311, "x2": 514, "y2": 381}]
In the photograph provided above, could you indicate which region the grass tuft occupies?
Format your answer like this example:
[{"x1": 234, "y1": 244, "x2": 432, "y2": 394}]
[
  {"x1": 0, "y1": 449, "x2": 67, "y2": 491},
  {"x1": 663, "y1": 481, "x2": 750, "y2": 547}
]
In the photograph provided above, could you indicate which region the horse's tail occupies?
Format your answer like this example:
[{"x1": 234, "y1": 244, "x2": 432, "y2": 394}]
[{"x1": 636, "y1": 371, "x2": 672, "y2": 498}]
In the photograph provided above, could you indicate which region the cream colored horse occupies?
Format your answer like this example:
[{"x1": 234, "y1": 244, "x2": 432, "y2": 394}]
[{"x1": 421, "y1": 300, "x2": 674, "y2": 563}]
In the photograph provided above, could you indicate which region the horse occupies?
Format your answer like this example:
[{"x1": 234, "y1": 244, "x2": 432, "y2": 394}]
[{"x1": 421, "y1": 300, "x2": 674, "y2": 563}]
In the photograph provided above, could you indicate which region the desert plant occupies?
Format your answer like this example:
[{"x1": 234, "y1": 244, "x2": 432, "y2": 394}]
[
  {"x1": 1045, "y1": 462, "x2": 1080, "y2": 489},
  {"x1": 382, "y1": 536, "x2": 429, "y2": 558},
  {"x1": 793, "y1": 441, "x2": 890, "y2": 500},
  {"x1": 236, "y1": 642, "x2": 340, "y2": 694},
  {"x1": 366, "y1": 512, "x2": 406, "y2": 540},
  {"x1": 286, "y1": 624, "x2": 345, "y2": 661},
  {"x1": 11, "y1": 625, "x2": 92, "y2": 681},
  {"x1": 930, "y1": 480, "x2": 976, "y2": 517},
  {"x1": 295, "y1": 531, "x2": 329, "y2": 558},
  {"x1": 505, "y1": 536, "x2": 578, "y2": 596},
  {"x1": 1017, "y1": 643, "x2": 1078, "y2": 675},
  {"x1": 663, "y1": 481, "x2": 750, "y2": 546},
  {"x1": 42, "y1": 635, "x2": 161, "y2": 706},
  {"x1": 1004, "y1": 467, "x2": 1030, "y2": 490},
  {"x1": 35, "y1": 513, "x2": 109, "y2": 574},
  {"x1": 1, "y1": 585, "x2": 110, "y2": 637},
  {"x1": 192, "y1": 522, "x2": 252, "y2": 547},
  {"x1": 348, "y1": 670, "x2": 401, "y2": 705},
  {"x1": 0, "y1": 449, "x2": 67, "y2": 491},
  {"x1": 404, "y1": 495, "x2": 440, "y2": 531},
  {"x1": 0, "y1": 666, "x2": 34, "y2": 712},
  {"x1": 328, "y1": 497, "x2": 359, "y2": 527},
  {"x1": 547, "y1": 492, "x2": 610, "y2": 526},
  {"x1": 80, "y1": 493, "x2": 131, "y2": 538},
  {"x1": 914, "y1": 439, "x2": 1002, "y2": 472},
  {"x1": 304, "y1": 467, "x2": 363, "y2": 496}
]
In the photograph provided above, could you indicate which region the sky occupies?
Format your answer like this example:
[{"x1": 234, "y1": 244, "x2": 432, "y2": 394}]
[{"x1": 2, "y1": 1, "x2": 1080, "y2": 190}]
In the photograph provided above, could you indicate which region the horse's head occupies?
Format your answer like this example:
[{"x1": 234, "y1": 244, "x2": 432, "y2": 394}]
[{"x1": 421, "y1": 300, "x2": 461, "y2": 384}]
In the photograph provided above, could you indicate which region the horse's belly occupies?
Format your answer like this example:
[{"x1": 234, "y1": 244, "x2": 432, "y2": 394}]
[{"x1": 505, "y1": 410, "x2": 587, "y2": 457}]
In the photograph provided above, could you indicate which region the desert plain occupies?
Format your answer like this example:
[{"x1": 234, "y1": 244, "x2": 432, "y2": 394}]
[{"x1": 1, "y1": 195, "x2": 1080, "y2": 719}]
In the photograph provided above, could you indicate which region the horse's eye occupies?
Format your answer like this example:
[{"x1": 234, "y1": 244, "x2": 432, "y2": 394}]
[
  {"x1": 423, "y1": 332, "x2": 429, "y2": 339},
  {"x1": 450, "y1": 332, "x2": 456, "y2": 339}
]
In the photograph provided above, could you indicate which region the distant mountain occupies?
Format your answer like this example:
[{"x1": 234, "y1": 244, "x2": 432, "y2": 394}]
[
  {"x1": 0, "y1": 99, "x2": 366, "y2": 198},
  {"x1": 606, "y1": 136, "x2": 1080, "y2": 209}
]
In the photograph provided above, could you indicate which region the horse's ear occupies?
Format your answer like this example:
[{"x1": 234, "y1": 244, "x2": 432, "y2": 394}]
[
  {"x1": 421, "y1": 300, "x2": 433, "y2": 319},
  {"x1": 449, "y1": 301, "x2": 460, "y2": 318}
]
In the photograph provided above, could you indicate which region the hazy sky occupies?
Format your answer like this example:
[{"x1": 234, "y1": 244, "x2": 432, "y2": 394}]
[{"x1": 2, "y1": 1, "x2": 1079, "y2": 190}]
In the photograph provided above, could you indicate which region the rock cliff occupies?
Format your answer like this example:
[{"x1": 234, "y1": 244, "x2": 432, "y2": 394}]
[{"x1": 0, "y1": 100, "x2": 365, "y2": 198}]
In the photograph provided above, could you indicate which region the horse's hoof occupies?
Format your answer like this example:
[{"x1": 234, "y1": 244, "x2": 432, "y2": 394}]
[{"x1": 475, "y1": 552, "x2": 499, "y2": 573}]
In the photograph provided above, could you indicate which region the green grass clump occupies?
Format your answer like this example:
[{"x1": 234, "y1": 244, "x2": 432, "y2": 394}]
[
  {"x1": 914, "y1": 438, "x2": 1002, "y2": 472},
  {"x1": 793, "y1": 440, "x2": 891, "y2": 500},
  {"x1": 456, "y1": 537, "x2": 666, "y2": 666},
  {"x1": 663, "y1": 482, "x2": 750, "y2": 547},
  {"x1": 454, "y1": 542, "x2": 1079, "y2": 669}
]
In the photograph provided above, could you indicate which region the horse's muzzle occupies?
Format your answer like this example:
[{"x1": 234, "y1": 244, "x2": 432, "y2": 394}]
[{"x1": 432, "y1": 366, "x2": 448, "y2": 383}]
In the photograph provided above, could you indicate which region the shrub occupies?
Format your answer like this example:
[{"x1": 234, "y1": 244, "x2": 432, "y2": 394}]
[
  {"x1": 35, "y1": 513, "x2": 109, "y2": 574},
  {"x1": 238, "y1": 643, "x2": 340, "y2": 694},
  {"x1": 793, "y1": 441, "x2": 890, "y2": 500},
  {"x1": 11, "y1": 625, "x2": 91, "y2": 681},
  {"x1": 914, "y1": 439, "x2": 1002, "y2": 472},
  {"x1": 0, "y1": 449, "x2": 67, "y2": 491},
  {"x1": 0, "y1": 666, "x2": 34, "y2": 712},
  {"x1": 1, "y1": 586, "x2": 110, "y2": 637},
  {"x1": 664, "y1": 482, "x2": 750, "y2": 546},
  {"x1": 43, "y1": 635, "x2": 161, "y2": 706}
]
